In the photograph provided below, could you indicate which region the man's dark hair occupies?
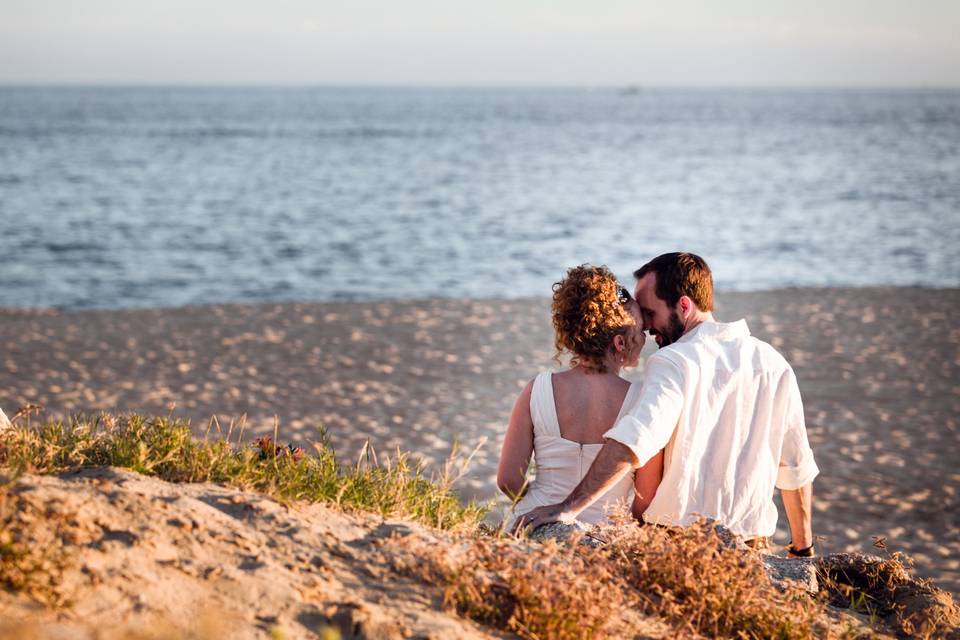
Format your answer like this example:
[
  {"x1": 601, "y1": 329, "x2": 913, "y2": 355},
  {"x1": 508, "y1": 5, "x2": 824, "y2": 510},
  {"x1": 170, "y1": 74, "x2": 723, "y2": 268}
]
[{"x1": 634, "y1": 252, "x2": 714, "y2": 312}]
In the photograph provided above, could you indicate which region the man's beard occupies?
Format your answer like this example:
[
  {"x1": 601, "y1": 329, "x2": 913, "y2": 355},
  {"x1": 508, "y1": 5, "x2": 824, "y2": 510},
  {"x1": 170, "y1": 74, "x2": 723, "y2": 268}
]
[{"x1": 654, "y1": 311, "x2": 685, "y2": 348}]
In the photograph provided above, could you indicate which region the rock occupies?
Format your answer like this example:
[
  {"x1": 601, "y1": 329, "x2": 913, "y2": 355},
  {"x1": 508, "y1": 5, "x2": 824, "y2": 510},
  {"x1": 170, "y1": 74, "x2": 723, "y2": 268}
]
[
  {"x1": 709, "y1": 524, "x2": 819, "y2": 593},
  {"x1": 529, "y1": 520, "x2": 605, "y2": 547},
  {"x1": 712, "y1": 523, "x2": 751, "y2": 551},
  {"x1": 761, "y1": 555, "x2": 819, "y2": 593}
]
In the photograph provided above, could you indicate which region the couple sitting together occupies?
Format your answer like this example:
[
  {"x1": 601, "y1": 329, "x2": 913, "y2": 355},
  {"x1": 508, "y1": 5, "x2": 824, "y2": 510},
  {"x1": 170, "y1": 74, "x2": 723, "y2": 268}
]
[{"x1": 497, "y1": 252, "x2": 819, "y2": 557}]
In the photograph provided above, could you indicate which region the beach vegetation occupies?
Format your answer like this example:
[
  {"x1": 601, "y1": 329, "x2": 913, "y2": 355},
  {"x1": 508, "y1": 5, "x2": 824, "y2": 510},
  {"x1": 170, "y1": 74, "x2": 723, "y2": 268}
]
[
  {"x1": 399, "y1": 520, "x2": 830, "y2": 640},
  {"x1": 0, "y1": 486, "x2": 77, "y2": 607},
  {"x1": 446, "y1": 537, "x2": 624, "y2": 640},
  {"x1": 817, "y1": 551, "x2": 960, "y2": 637},
  {"x1": 0, "y1": 412, "x2": 488, "y2": 532},
  {"x1": 2, "y1": 411, "x2": 958, "y2": 639},
  {"x1": 597, "y1": 519, "x2": 823, "y2": 638}
]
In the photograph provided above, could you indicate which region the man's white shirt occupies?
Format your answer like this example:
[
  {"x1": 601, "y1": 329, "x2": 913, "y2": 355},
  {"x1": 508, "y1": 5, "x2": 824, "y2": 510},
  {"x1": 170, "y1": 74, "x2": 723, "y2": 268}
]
[{"x1": 604, "y1": 319, "x2": 819, "y2": 539}]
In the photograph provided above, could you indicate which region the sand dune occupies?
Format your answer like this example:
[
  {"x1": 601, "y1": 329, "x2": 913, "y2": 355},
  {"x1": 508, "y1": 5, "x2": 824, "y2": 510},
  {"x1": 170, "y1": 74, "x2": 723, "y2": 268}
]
[
  {"x1": 1, "y1": 288, "x2": 958, "y2": 594},
  {"x1": 1, "y1": 467, "x2": 670, "y2": 639},
  {"x1": 0, "y1": 467, "x2": 498, "y2": 639}
]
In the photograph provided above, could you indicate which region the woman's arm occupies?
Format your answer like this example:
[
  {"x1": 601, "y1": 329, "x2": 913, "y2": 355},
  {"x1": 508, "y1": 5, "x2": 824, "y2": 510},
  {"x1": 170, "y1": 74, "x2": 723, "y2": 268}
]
[
  {"x1": 496, "y1": 378, "x2": 536, "y2": 500},
  {"x1": 631, "y1": 449, "x2": 664, "y2": 521}
]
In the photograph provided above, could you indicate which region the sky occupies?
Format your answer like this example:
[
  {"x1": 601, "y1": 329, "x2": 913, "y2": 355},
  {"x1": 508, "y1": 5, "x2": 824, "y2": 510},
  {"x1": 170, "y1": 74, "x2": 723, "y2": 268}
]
[{"x1": 1, "y1": 0, "x2": 959, "y2": 87}]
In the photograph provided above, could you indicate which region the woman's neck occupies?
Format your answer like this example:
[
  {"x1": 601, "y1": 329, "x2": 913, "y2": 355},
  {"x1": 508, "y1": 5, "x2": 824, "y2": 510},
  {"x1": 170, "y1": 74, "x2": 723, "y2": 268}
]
[{"x1": 574, "y1": 359, "x2": 621, "y2": 377}]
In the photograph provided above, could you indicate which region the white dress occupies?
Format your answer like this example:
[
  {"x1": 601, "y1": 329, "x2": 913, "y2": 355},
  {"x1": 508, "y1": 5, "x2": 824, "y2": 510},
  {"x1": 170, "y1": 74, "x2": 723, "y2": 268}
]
[{"x1": 508, "y1": 371, "x2": 639, "y2": 528}]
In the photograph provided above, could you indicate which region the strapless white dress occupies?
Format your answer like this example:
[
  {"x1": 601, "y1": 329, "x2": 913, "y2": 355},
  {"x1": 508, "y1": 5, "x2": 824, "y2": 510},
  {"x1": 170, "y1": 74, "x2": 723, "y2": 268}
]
[{"x1": 507, "y1": 371, "x2": 639, "y2": 528}]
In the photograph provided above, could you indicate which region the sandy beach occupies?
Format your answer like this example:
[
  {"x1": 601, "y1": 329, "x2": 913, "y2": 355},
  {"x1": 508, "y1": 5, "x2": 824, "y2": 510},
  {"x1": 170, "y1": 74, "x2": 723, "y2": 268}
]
[{"x1": 2, "y1": 287, "x2": 958, "y2": 595}]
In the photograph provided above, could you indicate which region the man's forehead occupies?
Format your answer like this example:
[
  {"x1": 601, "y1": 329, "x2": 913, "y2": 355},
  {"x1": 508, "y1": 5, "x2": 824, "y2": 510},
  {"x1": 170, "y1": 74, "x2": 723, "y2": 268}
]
[
  {"x1": 634, "y1": 272, "x2": 667, "y2": 313},
  {"x1": 633, "y1": 273, "x2": 656, "y2": 300}
]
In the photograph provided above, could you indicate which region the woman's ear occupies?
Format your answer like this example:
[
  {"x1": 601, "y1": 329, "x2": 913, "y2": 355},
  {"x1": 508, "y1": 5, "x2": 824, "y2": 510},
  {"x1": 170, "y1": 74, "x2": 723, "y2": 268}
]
[{"x1": 612, "y1": 333, "x2": 626, "y2": 353}]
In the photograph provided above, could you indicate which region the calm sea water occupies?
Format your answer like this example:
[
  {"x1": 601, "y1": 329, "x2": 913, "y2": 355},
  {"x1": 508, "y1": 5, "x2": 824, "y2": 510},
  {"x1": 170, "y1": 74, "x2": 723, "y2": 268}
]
[{"x1": 1, "y1": 87, "x2": 958, "y2": 309}]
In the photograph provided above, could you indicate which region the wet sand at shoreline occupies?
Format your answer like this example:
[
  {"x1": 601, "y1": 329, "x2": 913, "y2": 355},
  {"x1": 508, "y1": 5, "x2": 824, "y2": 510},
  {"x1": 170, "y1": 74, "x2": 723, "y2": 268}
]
[{"x1": 1, "y1": 288, "x2": 958, "y2": 594}]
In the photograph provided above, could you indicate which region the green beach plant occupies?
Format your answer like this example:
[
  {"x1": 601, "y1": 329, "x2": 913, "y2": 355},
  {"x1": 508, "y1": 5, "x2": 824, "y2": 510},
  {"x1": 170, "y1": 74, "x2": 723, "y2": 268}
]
[{"x1": 0, "y1": 412, "x2": 488, "y2": 532}]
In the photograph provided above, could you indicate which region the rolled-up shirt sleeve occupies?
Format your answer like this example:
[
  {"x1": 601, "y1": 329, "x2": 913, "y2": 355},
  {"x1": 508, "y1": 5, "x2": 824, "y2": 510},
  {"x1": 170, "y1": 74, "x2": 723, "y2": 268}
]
[
  {"x1": 604, "y1": 355, "x2": 684, "y2": 468},
  {"x1": 775, "y1": 368, "x2": 819, "y2": 490}
]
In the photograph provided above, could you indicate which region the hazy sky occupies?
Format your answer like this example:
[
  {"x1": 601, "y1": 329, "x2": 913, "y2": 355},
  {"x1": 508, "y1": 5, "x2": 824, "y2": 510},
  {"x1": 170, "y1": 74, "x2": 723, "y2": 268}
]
[{"x1": 2, "y1": 0, "x2": 959, "y2": 86}]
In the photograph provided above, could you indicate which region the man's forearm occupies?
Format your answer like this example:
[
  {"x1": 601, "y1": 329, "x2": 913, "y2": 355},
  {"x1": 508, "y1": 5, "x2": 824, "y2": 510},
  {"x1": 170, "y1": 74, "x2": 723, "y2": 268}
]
[
  {"x1": 781, "y1": 482, "x2": 814, "y2": 549},
  {"x1": 561, "y1": 440, "x2": 637, "y2": 516}
]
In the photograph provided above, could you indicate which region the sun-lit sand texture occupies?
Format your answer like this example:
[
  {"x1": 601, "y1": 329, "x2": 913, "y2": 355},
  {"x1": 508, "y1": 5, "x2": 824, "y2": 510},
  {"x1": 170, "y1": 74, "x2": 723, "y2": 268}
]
[{"x1": 1, "y1": 288, "x2": 958, "y2": 594}]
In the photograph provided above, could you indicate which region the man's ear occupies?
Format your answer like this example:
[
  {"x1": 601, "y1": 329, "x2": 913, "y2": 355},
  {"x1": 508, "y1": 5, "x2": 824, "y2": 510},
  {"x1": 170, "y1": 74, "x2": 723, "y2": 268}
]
[{"x1": 678, "y1": 295, "x2": 694, "y2": 318}]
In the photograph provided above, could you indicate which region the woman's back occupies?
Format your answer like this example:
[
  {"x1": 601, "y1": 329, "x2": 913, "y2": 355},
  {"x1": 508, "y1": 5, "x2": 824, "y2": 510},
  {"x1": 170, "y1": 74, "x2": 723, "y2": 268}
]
[
  {"x1": 510, "y1": 371, "x2": 639, "y2": 526},
  {"x1": 551, "y1": 368, "x2": 632, "y2": 444},
  {"x1": 496, "y1": 263, "x2": 661, "y2": 530}
]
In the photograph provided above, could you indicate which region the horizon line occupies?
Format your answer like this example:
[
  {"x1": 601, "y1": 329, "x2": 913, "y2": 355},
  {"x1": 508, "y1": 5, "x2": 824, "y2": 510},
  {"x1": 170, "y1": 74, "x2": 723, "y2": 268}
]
[{"x1": 2, "y1": 81, "x2": 960, "y2": 91}]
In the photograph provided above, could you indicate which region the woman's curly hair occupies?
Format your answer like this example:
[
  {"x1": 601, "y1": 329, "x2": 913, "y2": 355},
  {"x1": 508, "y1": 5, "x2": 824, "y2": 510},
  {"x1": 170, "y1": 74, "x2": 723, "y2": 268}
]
[{"x1": 551, "y1": 264, "x2": 637, "y2": 373}]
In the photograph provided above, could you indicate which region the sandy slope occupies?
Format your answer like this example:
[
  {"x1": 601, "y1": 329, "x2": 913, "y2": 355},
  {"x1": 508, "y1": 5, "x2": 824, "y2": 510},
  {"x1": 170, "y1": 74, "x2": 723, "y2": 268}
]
[
  {"x1": 1, "y1": 467, "x2": 499, "y2": 639},
  {"x1": 1, "y1": 288, "x2": 958, "y2": 593},
  {"x1": 0, "y1": 467, "x2": 678, "y2": 640}
]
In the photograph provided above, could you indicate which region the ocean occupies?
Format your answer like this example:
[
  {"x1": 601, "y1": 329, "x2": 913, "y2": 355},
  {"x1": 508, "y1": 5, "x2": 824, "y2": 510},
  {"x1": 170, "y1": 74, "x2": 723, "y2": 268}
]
[{"x1": 1, "y1": 87, "x2": 958, "y2": 309}]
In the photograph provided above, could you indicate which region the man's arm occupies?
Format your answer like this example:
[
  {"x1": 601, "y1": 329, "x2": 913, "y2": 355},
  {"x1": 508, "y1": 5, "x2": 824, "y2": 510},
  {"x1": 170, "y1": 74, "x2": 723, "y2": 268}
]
[
  {"x1": 781, "y1": 482, "x2": 814, "y2": 554},
  {"x1": 511, "y1": 440, "x2": 636, "y2": 533},
  {"x1": 775, "y1": 368, "x2": 818, "y2": 556},
  {"x1": 511, "y1": 355, "x2": 684, "y2": 534}
]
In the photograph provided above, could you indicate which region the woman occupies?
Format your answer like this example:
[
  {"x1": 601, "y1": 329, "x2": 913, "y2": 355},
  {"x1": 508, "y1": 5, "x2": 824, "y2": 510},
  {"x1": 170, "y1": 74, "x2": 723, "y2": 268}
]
[{"x1": 497, "y1": 265, "x2": 663, "y2": 528}]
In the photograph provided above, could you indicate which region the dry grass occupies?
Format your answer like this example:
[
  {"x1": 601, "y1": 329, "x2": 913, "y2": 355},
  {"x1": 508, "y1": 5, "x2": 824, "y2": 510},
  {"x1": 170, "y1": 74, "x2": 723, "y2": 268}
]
[
  {"x1": 393, "y1": 522, "x2": 833, "y2": 640},
  {"x1": 0, "y1": 486, "x2": 81, "y2": 607},
  {"x1": 445, "y1": 537, "x2": 626, "y2": 640},
  {"x1": 395, "y1": 518, "x2": 960, "y2": 639},
  {"x1": 391, "y1": 532, "x2": 630, "y2": 640},
  {"x1": 597, "y1": 521, "x2": 824, "y2": 639},
  {"x1": 818, "y1": 552, "x2": 960, "y2": 638}
]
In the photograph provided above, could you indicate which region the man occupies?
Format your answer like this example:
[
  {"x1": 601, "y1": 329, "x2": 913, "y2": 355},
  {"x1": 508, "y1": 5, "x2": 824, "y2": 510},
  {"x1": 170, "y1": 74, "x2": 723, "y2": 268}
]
[{"x1": 515, "y1": 252, "x2": 818, "y2": 557}]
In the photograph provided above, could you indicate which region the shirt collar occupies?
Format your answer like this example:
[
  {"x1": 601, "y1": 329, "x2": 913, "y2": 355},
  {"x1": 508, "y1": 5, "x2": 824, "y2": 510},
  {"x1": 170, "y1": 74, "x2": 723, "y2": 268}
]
[{"x1": 676, "y1": 319, "x2": 750, "y2": 344}]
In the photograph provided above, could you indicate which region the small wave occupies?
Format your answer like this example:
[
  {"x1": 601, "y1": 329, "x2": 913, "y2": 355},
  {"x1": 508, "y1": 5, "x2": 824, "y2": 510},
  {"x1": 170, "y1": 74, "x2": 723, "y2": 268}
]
[
  {"x1": 44, "y1": 241, "x2": 105, "y2": 253},
  {"x1": 139, "y1": 126, "x2": 431, "y2": 140},
  {"x1": 317, "y1": 127, "x2": 422, "y2": 140},
  {"x1": 148, "y1": 127, "x2": 266, "y2": 139},
  {"x1": 836, "y1": 189, "x2": 914, "y2": 203}
]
